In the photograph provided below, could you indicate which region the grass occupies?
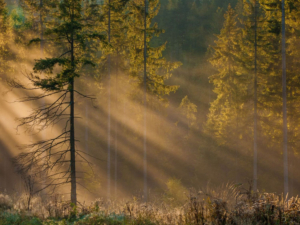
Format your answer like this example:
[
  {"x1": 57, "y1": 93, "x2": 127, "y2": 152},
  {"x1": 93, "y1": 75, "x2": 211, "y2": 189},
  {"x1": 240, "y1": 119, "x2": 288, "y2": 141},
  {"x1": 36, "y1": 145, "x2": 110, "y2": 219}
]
[{"x1": 1, "y1": 183, "x2": 300, "y2": 224}]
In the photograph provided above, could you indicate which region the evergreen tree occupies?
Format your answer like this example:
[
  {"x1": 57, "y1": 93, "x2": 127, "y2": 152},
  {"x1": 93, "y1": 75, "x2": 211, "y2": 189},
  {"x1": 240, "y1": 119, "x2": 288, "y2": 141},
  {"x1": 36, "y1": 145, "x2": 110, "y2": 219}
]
[
  {"x1": 239, "y1": 0, "x2": 265, "y2": 192},
  {"x1": 87, "y1": 0, "x2": 130, "y2": 199},
  {"x1": 284, "y1": 0, "x2": 300, "y2": 194},
  {"x1": 125, "y1": 0, "x2": 180, "y2": 104},
  {"x1": 206, "y1": 5, "x2": 249, "y2": 145},
  {"x1": 258, "y1": 0, "x2": 291, "y2": 193},
  {"x1": 206, "y1": 5, "x2": 253, "y2": 181},
  {"x1": 125, "y1": 0, "x2": 180, "y2": 199},
  {"x1": 0, "y1": 0, "x2": 12, "y2": 79},
  {"x1": 9, "y1": 0, "x2": 106, "y2": 204},
  {"x1": 93, "y1": 0, "x2": 180, "y2": 198},
  {"x1": 19, "y1": 0, "x2": 57, "y2": 55}
]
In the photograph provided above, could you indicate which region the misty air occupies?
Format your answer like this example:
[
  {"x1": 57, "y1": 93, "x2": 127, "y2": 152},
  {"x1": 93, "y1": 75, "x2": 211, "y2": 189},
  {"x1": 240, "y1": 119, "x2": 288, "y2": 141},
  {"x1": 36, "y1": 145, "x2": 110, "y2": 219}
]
[{"x1": 0, "y1": 0, "x2": 298, "y2": 224}]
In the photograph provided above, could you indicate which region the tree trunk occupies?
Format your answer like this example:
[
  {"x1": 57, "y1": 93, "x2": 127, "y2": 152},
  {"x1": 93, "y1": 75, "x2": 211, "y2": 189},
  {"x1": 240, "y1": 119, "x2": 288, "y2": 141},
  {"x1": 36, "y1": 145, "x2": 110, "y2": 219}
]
[
  {"x1": 143, "y1": 0, "x2": 148, "y2": 202},
  {"x1": 107, "y1": 0, "x2": 111, "y2": 199},
  {"x1": 253, "y1": 0, "x2": 258, "y2": 192},
  {"x1": 70, "y1": 76, "x2": 77, "y2": 204},
  {"x1": 85, "y1": 102, "x2": 89, "y2": 153},
  {"x1": 281, "y1": 0, "x2": 288, "y2": 197},
  {"x1": 114, "y1": 59, "x2": 119, "y2": 198},
  {"x1": 40, "y1": 0, "x2": 43, "y2": 55},
  {"x1": 70, "y1": 19, "x2": 77, "y2": 204}
]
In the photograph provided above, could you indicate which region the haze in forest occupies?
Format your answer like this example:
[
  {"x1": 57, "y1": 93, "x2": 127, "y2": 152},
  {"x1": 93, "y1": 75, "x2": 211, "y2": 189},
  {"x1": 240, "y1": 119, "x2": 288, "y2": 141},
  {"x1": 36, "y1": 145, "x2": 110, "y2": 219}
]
[{"x1": 0, "y1": 0, "x2": 299, "y2": 206}]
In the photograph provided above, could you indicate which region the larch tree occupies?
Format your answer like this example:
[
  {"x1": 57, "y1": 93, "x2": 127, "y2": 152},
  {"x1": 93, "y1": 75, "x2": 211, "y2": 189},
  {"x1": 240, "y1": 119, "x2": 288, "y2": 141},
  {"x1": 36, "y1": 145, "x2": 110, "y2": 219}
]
[{"x1": 8, "y1": 0, "x2": 107, "y2": 205}]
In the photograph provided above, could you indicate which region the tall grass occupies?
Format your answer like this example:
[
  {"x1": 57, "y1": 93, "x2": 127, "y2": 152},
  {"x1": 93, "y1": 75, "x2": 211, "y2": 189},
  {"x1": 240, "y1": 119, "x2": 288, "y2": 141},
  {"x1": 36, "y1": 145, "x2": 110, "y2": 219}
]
[{"x1": 1, "y1": 183, "x2": 300, "y2": 224}]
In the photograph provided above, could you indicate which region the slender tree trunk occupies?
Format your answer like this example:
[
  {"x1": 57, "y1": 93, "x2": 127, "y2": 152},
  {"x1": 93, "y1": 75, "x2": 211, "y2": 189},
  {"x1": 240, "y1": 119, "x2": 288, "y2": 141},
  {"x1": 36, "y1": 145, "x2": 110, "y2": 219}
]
[
  {"x1": 253, "y1": 0, "x2": 258, "y2": 192},
  {"x1": 85, "y1": 103, "x2": 89, "y2": 153},
  {"x1": 84, "y1": 1, "x2": 89, "y2": 155},
  {"x1": 114, "y1": 59, "x2": 118, "y2": 198},
  {"x1": 40, "y1": 0, "x2": 48, "y2": 193},
  {"x1": 288, "y1": 87, "x2": 293, "y2": 196},
  {"x1": 40, "y1": 0, "x2": 43, "y2": 56},
  {"x1": 143, "y1": 0, "x2": 148, "y2": 202},
  {"x1": 281, "y1": 0, "x2": 288, "y2": 197},
  {"x1": 235, "y1": 93, "x2": 239, "y2": 183},
  {"x1": 70, "y1": 13, "x2": 77, "y2": 204},
  {"x1": 70, "y1": 78, "x2": 77, "y2": 204},
  {"x1": 107, "y1": 0, "x2": 111, "y2": 199}
]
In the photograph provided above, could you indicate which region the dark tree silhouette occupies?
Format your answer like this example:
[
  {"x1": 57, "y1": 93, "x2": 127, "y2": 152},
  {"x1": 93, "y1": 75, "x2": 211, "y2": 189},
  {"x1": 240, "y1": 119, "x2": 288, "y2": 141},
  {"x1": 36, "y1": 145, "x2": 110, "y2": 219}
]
[{"x1": 7, "y1": 0, "x2": 106, "y2": 205}]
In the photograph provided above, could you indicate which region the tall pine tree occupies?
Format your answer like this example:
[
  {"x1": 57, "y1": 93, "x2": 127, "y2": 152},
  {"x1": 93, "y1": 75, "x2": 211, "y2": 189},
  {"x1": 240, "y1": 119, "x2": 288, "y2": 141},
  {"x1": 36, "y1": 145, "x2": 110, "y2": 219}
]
[{"x1": 9, "y1": 0, "x2": 107, "y2": 204}]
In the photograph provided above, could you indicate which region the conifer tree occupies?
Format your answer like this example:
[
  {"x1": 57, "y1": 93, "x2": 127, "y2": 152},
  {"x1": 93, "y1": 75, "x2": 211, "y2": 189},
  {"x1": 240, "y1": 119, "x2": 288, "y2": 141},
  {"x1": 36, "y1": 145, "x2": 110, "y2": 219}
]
[
  {"x1": 240, "y1": 0, "x2": 265, "y2": 192},
  {"x1": 125, "y1": 0, "x2": 180, "y2": 102},
  {"x1": 106, "y1": 0, "x2": 130, "y2": 198},
  {"x1": 284, "y1": 0, "x2": 300, "y2": 194},
  {"x1": 0, "y1": 0, "x2": 12, "y2": 78},
  {"x1": 206, "y1": 5, "x2": 249, "y2": 145},
  {"x1": 89, "y1": 0, "x2": 130, "y2": 199},
  {"x1": 125, "y1": 0, "x2": 180, "y2": 200},
  {"x1": 206, "y1": 5, "x2": 253, "y2": 181},
  {"x1": 258, "y1": 0, "x2": 291, "y2": 193},
  {"x1": 93, "y1": 0, "x2": 180, "y2": 199},
  {"x1": 9, "y1": 0, "x2": 106, "y2": 205},
  {"x1": 19, "y1": 0, "x2": 56, "y2": 53}
]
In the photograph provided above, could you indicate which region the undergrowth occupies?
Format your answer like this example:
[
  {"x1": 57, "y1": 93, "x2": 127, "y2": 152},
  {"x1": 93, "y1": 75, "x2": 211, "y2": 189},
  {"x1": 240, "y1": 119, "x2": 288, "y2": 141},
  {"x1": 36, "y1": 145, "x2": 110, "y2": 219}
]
[{"x1": 1, "y1": 183, "x2": 300, "y2": 224}]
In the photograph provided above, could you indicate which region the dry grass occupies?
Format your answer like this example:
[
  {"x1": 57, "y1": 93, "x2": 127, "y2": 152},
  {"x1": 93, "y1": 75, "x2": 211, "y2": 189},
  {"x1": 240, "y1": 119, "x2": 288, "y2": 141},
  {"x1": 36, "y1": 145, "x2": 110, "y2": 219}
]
[{"x1": 1, "y1": 184, "x2": 300, "y2": 224}]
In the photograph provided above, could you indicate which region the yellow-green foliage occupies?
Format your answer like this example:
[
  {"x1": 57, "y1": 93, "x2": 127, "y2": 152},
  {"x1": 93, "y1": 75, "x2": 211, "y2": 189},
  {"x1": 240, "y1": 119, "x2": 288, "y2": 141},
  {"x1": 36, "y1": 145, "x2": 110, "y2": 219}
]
[
  {"x1": 164, "y1": 178, "x2": 187, "y2": 206},
  {"x1": 179, "y1": 95, "x2": 197, "y2": 128}
]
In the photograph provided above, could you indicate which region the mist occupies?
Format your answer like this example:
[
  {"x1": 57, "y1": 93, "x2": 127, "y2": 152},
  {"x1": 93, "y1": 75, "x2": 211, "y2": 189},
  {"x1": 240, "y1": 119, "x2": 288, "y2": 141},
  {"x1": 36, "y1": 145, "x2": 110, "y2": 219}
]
[{"x1": 1, "y1": 0, "x2": 300, "y2": 221}]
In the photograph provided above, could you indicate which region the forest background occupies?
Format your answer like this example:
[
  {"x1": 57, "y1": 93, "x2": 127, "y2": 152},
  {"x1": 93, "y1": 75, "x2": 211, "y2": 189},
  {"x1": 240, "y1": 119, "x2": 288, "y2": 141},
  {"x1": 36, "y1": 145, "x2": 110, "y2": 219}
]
[{"x1": 0, "y1": 0, "x2": 298, "y2": 203}]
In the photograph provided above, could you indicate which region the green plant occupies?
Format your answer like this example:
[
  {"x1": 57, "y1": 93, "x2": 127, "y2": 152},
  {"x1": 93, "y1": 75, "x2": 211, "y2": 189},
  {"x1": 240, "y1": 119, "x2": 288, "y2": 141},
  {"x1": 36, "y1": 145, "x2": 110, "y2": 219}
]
[{"x1": 68, "y1": 203, "x2": 78, "y2": 222}]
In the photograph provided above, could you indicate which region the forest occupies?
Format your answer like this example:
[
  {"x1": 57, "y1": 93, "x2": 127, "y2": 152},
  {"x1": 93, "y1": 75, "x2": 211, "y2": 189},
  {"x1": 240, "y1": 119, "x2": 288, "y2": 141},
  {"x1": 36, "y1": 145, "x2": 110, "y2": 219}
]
[{"x1": 1, "y1": 0, "x2": 300, "y2": 224}]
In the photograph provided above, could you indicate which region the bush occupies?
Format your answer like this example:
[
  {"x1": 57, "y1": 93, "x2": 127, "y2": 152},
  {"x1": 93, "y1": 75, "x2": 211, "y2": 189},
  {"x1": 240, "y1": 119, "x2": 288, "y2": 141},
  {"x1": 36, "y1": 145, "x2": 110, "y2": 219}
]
[
  {"x1": 0, "y1": 194, "x2": 13, "y2": 211},
  {"x1": 0, "y1": 211, "x2": 42, "y2": 225},
  {"x1": 164, "y1": 178, "x2": 187, "y2": 206}
]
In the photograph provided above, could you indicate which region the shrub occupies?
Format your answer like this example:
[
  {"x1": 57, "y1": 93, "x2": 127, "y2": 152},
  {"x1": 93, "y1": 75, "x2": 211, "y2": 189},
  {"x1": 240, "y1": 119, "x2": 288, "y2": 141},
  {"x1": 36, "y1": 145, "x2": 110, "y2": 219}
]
[
  {"x1": 164, "y1": 178, "x2": 187, "y2": 206},
  {"x1": 0, "y1": 194, "x2": 13, "y2": 211}
]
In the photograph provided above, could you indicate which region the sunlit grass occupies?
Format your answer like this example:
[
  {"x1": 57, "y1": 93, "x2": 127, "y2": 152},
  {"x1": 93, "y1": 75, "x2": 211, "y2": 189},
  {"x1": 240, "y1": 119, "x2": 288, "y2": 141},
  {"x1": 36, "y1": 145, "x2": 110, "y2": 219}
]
[{"x1": 1, "y1": 183, "x2": 300, "y2": 224}]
